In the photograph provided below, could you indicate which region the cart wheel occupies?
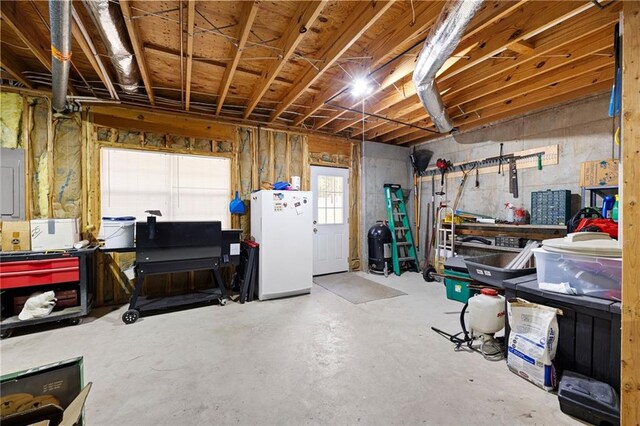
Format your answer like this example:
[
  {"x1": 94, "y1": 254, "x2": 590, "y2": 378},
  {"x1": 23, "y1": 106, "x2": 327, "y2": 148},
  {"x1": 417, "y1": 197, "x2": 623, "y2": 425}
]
[
  {"x1": 122, "y1": 309, "x2": 139, "y2": 324},
  {"x1": 423, "y1": 266, "x2": 437, "y2": 282},
  {"x1": 69, "y1": 318, "x2": 81, "y2": 326},
  {"x1": 0, "y1": 329, "x2": 12, "y2": 339},
  {"x1": 218, "y1": 298, "x2": 227, "y2": 306}
]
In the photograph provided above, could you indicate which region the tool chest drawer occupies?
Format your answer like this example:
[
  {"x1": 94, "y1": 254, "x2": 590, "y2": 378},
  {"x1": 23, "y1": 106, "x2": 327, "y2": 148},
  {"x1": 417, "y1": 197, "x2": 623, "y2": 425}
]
[{"x1": 0, "y1": 257, "x2": 80, "y2": 289}]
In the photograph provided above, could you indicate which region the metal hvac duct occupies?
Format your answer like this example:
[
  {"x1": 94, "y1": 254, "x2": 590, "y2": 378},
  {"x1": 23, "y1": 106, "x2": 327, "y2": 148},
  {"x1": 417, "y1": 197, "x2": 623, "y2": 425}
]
[
  {"x1": 83, "y1": 0, "x2": 140, "y2": 93},
  {"x1": 50, "y1": 0, "x2": 73, "y2": 112},
  {"x1": 412, "y1": 0, "x2": 484, "y2": 133}
]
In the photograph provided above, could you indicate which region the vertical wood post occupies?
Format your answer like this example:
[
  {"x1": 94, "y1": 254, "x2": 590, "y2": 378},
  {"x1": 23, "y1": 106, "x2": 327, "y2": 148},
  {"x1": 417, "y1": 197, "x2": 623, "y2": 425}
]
[{"x1": 621, "y1": 1, "x2": 640, "y2": 424}]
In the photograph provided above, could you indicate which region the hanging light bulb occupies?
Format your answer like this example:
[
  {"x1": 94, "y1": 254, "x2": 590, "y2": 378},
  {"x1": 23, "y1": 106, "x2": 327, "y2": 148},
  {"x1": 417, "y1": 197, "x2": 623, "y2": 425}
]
[{"x1": 351, "y1": 77, "x2": 372, "y2": 97}]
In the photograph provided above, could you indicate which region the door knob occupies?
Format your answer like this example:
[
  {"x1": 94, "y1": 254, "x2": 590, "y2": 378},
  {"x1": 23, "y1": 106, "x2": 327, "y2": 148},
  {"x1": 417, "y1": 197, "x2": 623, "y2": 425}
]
[{"x1": 313, "y1": 228, "x2": 318, "y2": 233}]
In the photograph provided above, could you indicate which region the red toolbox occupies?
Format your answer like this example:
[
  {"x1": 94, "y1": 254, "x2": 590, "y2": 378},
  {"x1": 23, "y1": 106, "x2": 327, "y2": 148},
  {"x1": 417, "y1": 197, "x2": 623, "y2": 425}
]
[{"x1": 0, "y1": 257, "x2": 80, "y2": 289}]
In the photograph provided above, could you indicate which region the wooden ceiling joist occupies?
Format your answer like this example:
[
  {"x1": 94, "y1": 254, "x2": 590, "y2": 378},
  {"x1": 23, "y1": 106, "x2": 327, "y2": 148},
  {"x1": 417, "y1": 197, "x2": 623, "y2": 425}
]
[
  {"x1": 1, "y1": 1, "x2": 52, "y2": 72},
  {"x1": 395, "y1": 71, "x2": 613, "y2": 146},
  {"x1": 444, "y1": 0, "x2": 594, "y2": 80},
  {"x1": 0, "y1": 53, "x2": 34, "y2": 89},
  {"x1": 184, "y1": 0, "x2": 196, "y2": 111},
  {"x1": 268, "y1": 0, "x2": 396, "y2": 123},
  {"x1": 120, "y1": 0, "x2": 156, "y2": 105},
  {"x1": 243, "y1": 0, "x2": 326, "y2": 119},
  {"x1": 215, "y1": 0, "x2": 260, "y2": 115},
  {"x1": 380, "y1": 53, "x2": 613, "y2": 143},
  {"x1": 346, "y1": 5, "x2": 619, "y2": 139},
  {"x1": 305, "y1": 0, "x2": 527, "y2": 131},
  {"x1": 70, "y1": 9, "x2": 112, "y2": 94},
  {"x1": 144, "y1": 44, "x2": 322, "y2": 94},
  {"x1": 369, "y1": 27, "x2": 615, "y2": 142},
  {"x1": 291, "y1": 0, "x2": 443, "y2": 128}
]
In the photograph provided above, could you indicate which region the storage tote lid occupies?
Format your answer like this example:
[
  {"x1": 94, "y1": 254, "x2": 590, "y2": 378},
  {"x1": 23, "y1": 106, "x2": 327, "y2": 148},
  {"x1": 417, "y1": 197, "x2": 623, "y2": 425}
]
[
  {"x1": 542, "y1": 232, "x2": 621, "y2": 258},
  {"x1": 102, "y1": 216, "x2": 136, "y2": 221}
]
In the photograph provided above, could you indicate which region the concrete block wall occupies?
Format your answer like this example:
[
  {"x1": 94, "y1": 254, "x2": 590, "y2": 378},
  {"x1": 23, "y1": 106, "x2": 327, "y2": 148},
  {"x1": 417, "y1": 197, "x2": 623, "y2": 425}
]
[
  {"x1": 360, "y1": 141, "x2": 412, "y2": 265},
  {"x1": 414, "y1": 92, "x2": 616, "y2": 242}
]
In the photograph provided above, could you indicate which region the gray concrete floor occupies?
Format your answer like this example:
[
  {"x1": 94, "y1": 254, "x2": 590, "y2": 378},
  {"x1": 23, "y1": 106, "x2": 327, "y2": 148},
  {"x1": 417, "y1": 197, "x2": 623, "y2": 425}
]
[{"x1": 1, "y1": 271, "x2": 577, "y2": 425}]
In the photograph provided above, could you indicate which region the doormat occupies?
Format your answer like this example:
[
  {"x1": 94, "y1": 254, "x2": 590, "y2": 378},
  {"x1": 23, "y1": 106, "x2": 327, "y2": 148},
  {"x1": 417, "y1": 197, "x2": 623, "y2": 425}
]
[{"x1": 313, "y1": 273, "x2": 406, "y2": 304}]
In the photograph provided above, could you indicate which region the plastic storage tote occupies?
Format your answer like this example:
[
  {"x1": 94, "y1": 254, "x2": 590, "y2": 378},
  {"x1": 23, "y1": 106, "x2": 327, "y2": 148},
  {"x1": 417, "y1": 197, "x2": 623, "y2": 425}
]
[{"x1": 532, "y1": 247, "x2": 621, "y2": 301}]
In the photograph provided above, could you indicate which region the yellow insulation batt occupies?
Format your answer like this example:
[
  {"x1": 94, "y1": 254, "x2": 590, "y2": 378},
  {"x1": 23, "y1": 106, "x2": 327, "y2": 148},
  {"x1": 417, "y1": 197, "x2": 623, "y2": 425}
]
[{"x1": 1, "y1": 92, "x2": 23, "y2": 148}]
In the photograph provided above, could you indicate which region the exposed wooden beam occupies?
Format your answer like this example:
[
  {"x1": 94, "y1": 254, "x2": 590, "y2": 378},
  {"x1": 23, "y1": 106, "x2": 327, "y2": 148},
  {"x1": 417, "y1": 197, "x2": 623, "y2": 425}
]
[
  {"x1": 184, "y1": 0, "x2": 196, "y2": 111},
  {"x1": 398, "y1": 83, "x2": 613, "y2": 146},
  {"x1": 0, "y1": 51, "x2": 34, "y2": 88},
  {"x1": 393, "y1": 75, "x2": 613, "y2": 145},
  {"x1": 379, "y1": 55, "x2": 612, "y2": 143},
  {"x1": 1, "y1": 1, "x2": 51, "y2": 71},
  {"x1": 120, "y1": 0, "x2": 156, "y2": 105},
  {"x1": 243, "y1": 0, "x2": 326, "y2": 119},
  {"x1": 291, "y1": 1, "x2": 442, "y2": 127},
  {"x1": 299, "y1": 0, "x2": 526, "y2": 130},
  {"x1": 444, "y1": 1, "x2": 594, "y2": 79},
  {"x1": 371, "y1": 28, "x2": 615, "y2": 142},
  {"x1": 216, "y1": 0, "x2": 259, "y2": 115},
  {"x1": 346, "y1": 7, "x2": 619, "y2": 137},
  {"x1": 621, "y1": 1, "x2": 640, "y2": 423},
  {"x1": 70, "y1": 9, "x2": 112, "y2": 94},
  {"x1": 507, "y1": 40, "x2": 536, "y2": 54},
  {"x1": 268, "y1": 0, "x2": 396, "y2": 123},
  {"x1": 144, "y1": 44, "x2": 323, "y2": 94}
]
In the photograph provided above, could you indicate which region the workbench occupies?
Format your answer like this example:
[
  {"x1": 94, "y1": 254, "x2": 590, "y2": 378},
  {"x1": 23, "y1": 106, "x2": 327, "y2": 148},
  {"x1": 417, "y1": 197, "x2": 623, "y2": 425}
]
[{"x1": 0, "y1": 247, "x2": 97, "y2": 338}]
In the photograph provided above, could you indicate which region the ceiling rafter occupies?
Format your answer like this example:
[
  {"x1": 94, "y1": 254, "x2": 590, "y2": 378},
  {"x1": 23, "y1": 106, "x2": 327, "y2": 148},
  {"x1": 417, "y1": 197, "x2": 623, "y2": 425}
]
[
  {"x1": 268, "y1": 0, "x2": 396, "y2": 123},
  {"x1": 310, "y1": 0, "x2": 527, "y2": 132},
  {"x1": 0, "y1": 51, "x2": 34, "y2": 88},
  {"x1": 243, "y1": 0, "x2": 326, "y2": 119},
  {"x1": 441, "y1": 0, "x2": 595, "y2": 80},
  {"x1": 368, "y1": 26, "x2": 615, "y2": 142},
  {"x1": 70, "y1": 7, "x2": 112, "y2": 94},
  {"x1": 120, "y1": 0, "x2": 156, "y2": 105},
  {"x1": 291, "y1": 0, "x2": 443, "y2": 128},
  {"x1": 380, "y1": 53, "x2": 613, "y2": 143},
  {"x1": 394, "y1": 70, "x2": 613, "y2": 145},
  {"x1": 345, "y1": 4, "x2": 619, "y2": 139},
  {"x1": 144, "y1": 44, "x2": 324, "y2": 94},
  {"x1": 215, "y1": 0, "x2": 260, "y2": 115},
  {"x1": 1, "y1": 1, "x2": 51, "y2": 71},
  {"x1": 184, "y1": 0, "x2": 196, "y2": 111},
  {"x1": 397, "y1": 80, "x2": 614, "y2": 146}
]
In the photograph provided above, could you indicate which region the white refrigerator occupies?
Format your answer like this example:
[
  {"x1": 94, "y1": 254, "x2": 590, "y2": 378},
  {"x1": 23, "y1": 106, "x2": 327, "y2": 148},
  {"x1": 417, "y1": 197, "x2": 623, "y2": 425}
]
[{"x1": 250, "y1": 190, "x2": 313, "y2": 300}]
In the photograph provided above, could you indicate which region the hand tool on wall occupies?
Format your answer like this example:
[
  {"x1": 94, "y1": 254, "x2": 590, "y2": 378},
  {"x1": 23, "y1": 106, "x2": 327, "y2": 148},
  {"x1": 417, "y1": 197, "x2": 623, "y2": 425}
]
[
  {"x1": 452, "y1": 162, "x2": 478, "y2": 211},
  {"x1": 509, "y1": 157, "x2": 519, "y2": 198},
  {"x1": 475, "y1": 167, "x2": 479, "y2": 188},
  {"x1": 435, "y1": 158, "x2": 451, "y2": 196},
  {"x1": 409, "y1": 150, "x2": 432, "y2": 250},
  {"x1": 498, "y1": 143, "x2": 504, "y2": 175}
]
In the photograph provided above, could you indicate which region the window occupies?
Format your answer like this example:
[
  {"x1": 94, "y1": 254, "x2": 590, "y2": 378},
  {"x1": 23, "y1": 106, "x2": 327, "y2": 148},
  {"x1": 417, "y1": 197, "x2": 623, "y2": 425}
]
[
  {"x1": 316, "y1": 175, "x2": 344, "y2": 225},
  {"x1": 100, "y1": 148, "x2": 231, "y2": 227}
]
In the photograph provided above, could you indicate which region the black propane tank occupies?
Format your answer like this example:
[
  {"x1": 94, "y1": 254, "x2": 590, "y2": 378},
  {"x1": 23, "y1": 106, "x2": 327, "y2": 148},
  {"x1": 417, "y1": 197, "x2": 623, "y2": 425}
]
[{"x1": 368, "y1": 221, "x2": 393, "y2": 277}]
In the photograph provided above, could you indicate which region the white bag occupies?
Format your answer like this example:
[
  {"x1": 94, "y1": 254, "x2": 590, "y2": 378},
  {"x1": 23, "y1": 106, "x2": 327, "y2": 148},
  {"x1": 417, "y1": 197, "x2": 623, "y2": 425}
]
[{"x1": 506, "y1": 298, "x2": 562, "y2": 391}]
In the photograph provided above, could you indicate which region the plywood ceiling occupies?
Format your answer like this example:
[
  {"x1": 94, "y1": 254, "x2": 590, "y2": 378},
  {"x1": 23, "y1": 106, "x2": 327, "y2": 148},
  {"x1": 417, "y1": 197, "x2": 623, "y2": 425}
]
[{"x1": 1, "y1": 0, "x2": 619, "y2": 144}]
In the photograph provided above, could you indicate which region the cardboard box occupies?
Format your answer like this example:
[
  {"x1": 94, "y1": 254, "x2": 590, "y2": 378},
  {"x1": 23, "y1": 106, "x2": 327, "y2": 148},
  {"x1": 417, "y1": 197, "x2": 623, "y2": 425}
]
[
  {"x1": 1, "y1": 221, "x2": 31, "y2": 252},
  {"x1": 1, "y1": 357, "x2": 91, "y2": 426},
  {"x1": 580, "y1": 160, "x2": 619, "y2": 187},
  {"x1": 31, "y1": 218, "x2": 80, "y2": 251}
]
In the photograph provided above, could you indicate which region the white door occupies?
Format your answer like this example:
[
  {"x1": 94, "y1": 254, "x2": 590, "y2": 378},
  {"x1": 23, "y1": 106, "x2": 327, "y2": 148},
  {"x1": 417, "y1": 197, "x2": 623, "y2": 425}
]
[{"x1": 311, "y1": 166, "x2": 350, "y2": 275}]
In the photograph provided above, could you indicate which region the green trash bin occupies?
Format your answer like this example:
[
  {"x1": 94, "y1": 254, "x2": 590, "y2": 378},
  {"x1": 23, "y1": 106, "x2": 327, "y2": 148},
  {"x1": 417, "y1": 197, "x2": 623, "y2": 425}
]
[{"x1": 443, "y1": 257, "x2": 478, "y2": 303}]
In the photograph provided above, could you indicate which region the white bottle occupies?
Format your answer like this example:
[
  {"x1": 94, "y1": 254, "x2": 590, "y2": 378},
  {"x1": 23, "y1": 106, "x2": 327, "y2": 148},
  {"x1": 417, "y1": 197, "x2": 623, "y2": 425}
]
[{"x1": 468, "y1": 288, "x2": 506, "y2": 335}]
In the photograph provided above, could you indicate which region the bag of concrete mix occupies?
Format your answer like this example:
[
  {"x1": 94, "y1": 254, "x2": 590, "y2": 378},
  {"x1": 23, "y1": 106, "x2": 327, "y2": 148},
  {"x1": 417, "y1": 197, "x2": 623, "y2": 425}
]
[{"x1": 506, "y1": 298, "x2": 562, "y2": 391}]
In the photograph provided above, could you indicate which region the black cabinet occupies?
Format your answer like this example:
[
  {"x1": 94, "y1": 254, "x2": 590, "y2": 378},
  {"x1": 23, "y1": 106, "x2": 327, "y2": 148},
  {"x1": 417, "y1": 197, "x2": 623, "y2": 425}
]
[{"x1": 503, "y1": 275, "x2": 620, "y2": 391}]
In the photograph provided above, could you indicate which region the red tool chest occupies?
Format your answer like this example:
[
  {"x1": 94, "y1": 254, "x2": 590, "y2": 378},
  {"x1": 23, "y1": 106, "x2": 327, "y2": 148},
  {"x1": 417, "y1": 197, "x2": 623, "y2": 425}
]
[{"x1": 0, "y1": 257, "x2": 80, "y2": 290}]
